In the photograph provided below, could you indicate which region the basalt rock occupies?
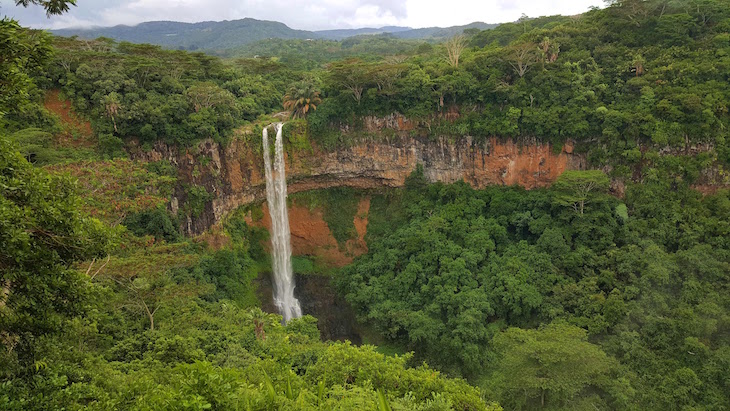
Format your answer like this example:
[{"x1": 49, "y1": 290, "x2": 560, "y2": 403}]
[{"x1": 130, "y1": 118, "x2": 586, "y2": 235}]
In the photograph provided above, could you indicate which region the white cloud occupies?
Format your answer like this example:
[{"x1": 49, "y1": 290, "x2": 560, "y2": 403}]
[
  {"x1": 0, "y1": 0, "x2": 604, "y2": 30},
  {"x1": 404, "y1": 0, "x2": 602, "y2": 27}
]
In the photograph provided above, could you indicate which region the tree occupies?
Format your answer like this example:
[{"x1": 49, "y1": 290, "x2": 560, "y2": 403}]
[
  {"x1": 102, "y1": 92, "x2": 122, "y2": 133},
  {"x1": 0, "y1": 137, "x2": 110, "y2": 359},
  {"x1": 490, "y1": 323, "x2": 620, "y2": 409},
  {"x1": 111, "y1": 270, "x2": 208, "y2": 331},
  {"x1": 445, "y1": 35, "x2": 467, "y2": 68},
  {"x1": 13, "y1": 0, "x2": 76, "y2": 16},
  {"x1": 506, "y1": 42, "x2": 540, "y2": 78},
  {"x1": 185, "y1": 82, "x2": 236, "y2": 113},
  {"x1": 539, "y1": 37, "x2": 560, "y2": 64},
  {"x1": 631, "y1": 54, "x2": 646, "y2": 77},
  {"x1": 327, "y1": 59, "x2": 370, "y2": 105},
  {"x1": 282, "y1": 80, "x2": 322, "y2": 119},
  {"x1": 0, "y1": 19, "x2": 52, "y2": 122},
  {"x1": 552, "y1": 170, "x2": 610, "y2": 215},
  {"x1": 604, "y1": 0, "x2": 652, "y2": 27},
  {"x1": 369, "y1": 63, "x2": 406, "y2": 95}
]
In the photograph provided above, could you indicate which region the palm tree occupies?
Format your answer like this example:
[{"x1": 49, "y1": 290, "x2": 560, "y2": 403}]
[{"x1": 282, "y1": 81, "x2": 322, "y2": 119}]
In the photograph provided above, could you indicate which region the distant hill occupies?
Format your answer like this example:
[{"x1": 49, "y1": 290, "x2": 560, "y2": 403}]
[
  {"x1": 51, "y1": 18, "x2": 496, "y2": 51},
  {"x1": 316, "y1": 26, "x2": 412, "y2": 40},
  {"x1": 392, "y1": 22, "x2": 499, "y2": 39},
  {"x1": 52, "y1": 18, "x2": 317, "y2": 51}
]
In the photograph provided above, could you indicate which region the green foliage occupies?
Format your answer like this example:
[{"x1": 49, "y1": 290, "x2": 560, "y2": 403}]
[
  {"x1": 228, "y1": 36, "x2": 424, "y2": 70},
  {"x1": 7, "y1": 128, "x2": 59, "y2": 165},
  {"x1": 97, "y1": 132, "x2": 125, "y2": 159},
  {"x1": 15, "y1": 0, "x2": 77, "y2": 16},
  {"x1": 342, "y1": 181, "x2": 553, "y2": 376},
  {"x1": 0, "y1": 135, "x2": 110, "y2": 362},
  {"x1": 189, "y1": 247, "x2": 259, "y2": 307},
  {"x1": 0, "y1": 19, "x2": 54, "y2": 129},
  {"x1": 0, "y1": 142, "x2": 499, "y2": 409},
  {"x1": 294, "y1": 2, "x2": 730, "y2": 185},
  {"x1": 54, "y1": 17, "x2": 316, "y2": 51},
  {"x1": 47, "y1": 37, "x2": 301, "y2": 145},
  {"x1": 0, "y1": 287, "x2": 495, "y2": 410},
  {"x1": 283, "y1": 80, "x2": 322, "y2": 118},
  {"x1": 342, "y1": 171, "x2": 730, "y2": 408},
  {"x1": 183, "y1": 184, "x2": 213, "y2": 218},
  {"x1": 144, "y1": 159, "x2": 178, "y2": 177},
  {"x1": 122, "y1": 206, "x2": 180, "y2": 242},
  {"x1": 552, "y1": 170, "x2": 611, "y2": 215},
  {"x1": 6, "y1": 127, "x2": 99, "y2": 165},
  {"x1": 3, "y1": 4, "x2": 730, "y2": 410},
  {"x1": 46, "y1": 159, "x2": 176, "y2": 223},
  {"x1": 485, "y1": 323, "x2": 620, "y2": 410},
  {"x1": 292, "y1": 256, "x2": 316, "y2": 275}
]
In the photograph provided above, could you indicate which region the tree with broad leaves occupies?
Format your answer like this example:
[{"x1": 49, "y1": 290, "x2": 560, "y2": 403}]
[
  {"x1": 505, "y1": 42, "x2": 540, "y2": 78},
  {"x1": 185, "y1": 82, "x2": 236, "y2": 113},
  {"x1": 0, "y1": 137, "x2": 111, "y2": 361},
  {"x1": 552, "y1": 170, "x2": 610, "y2": 215},
  {"x1": 13, "y1": 0, "x2": 77, "y2": 16},
  {"x1": 0, "y1": 19, "x2": 52, "y2": 121},
  {"x1": 327, "y1": 59, "x2": 370, "y2": 105},
  {"x1": 489, "y1": 323, "x2": 620, "y2": 409}
]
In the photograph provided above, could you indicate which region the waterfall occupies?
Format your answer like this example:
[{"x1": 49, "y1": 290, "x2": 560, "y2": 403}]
[{"x1": 262, "y1": 123, "x2": 302, "y2": 322}]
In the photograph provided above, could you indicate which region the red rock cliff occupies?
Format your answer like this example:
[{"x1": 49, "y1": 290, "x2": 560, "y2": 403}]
[{"x1": 131, "y1": 117, "x2": 585, "y2": 235}]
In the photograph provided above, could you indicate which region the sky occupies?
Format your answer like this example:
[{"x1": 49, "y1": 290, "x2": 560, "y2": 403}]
[{"x1": 0, "y1": 0, "x2": 605, "y2": 31}]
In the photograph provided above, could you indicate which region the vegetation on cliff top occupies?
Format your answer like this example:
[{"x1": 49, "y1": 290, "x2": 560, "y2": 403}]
[
  {"x1": 5, "y1": 0, "x2": 725, "y2": 188},
  {"x1": 2, "y1": 1, "x2": 730, "y2": 410}
]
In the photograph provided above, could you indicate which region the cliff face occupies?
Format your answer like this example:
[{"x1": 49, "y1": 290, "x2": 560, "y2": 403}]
[
  {"x1": 131, "y1": 118, "x2": 585, "y2": 235},
  {"x1": 252, "y1": 198, "x2": 370, "y2": 267}
]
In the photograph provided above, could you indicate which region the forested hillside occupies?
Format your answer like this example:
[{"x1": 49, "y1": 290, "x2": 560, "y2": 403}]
[
  {"x1": 1, "y1": 0, "x2": 730, "y2": 410},
  {"x1": 29, "y1": 0, "x2": 730, "y2": 188},
  {"x1": 51, "y1": 19, "x2": 497, "y2": 51},
  {"x1": 52, "y1": 18, "x2": 317, "y2": 51}
]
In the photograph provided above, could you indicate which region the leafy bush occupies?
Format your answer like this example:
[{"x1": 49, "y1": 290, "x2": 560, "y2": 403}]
[{"x1": 122, "y1": 206, "x2": 180, "y2": 242}]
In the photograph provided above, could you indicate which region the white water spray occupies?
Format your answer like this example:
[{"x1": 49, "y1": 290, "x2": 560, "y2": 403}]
[{"x1": 262, "y1": 123, "x2": 302, "y2": 322}]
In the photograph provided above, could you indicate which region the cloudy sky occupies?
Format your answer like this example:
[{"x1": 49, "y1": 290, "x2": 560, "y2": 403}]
[{"x1": 1, "y1": 0, "x2": 604, "y2": 31}]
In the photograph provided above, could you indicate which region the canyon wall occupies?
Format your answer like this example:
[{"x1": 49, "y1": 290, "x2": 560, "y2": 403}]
[
  {"x1": 253, "y1": 198, "x2": 370, "y2": 267},
  {"x1": 131, "y1": 116, "x2": 586, "y2": 235}
]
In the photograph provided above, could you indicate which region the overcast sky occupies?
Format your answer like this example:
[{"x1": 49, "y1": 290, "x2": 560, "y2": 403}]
[{"x1": 0, "y1": 0, "x2": 605, "y2": 31}]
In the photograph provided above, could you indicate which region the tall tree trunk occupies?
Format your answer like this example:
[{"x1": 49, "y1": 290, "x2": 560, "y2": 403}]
[{"x1": 0, "y1": 280, "x2": 9, "y2": 309}]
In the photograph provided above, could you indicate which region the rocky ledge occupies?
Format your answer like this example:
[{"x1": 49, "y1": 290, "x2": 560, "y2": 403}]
[{"x1": 131, "y1": 119, "x2": 585, "y2": 235}]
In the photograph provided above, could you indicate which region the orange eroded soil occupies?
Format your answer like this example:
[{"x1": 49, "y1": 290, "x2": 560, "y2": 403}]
[
  {"x1": 43, "y1": 89, "x2": 96, "y2": 148},
  {"x1": 253, "y1": 197, "x2": 371, "y2": 268}
]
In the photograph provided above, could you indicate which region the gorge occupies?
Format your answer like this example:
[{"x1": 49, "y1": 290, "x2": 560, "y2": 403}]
[{"x1": 6, "y1": 2, "x2": 730, "y2": 407}]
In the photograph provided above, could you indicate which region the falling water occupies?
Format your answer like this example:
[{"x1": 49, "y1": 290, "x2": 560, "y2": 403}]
[{"x1": 262, "y1": 123, "x2": 302, "y2": 322}]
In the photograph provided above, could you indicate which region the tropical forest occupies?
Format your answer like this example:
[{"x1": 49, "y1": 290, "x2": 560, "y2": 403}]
[{"x1": 1, "y1": 0, "x2": 729, "y2": 410}]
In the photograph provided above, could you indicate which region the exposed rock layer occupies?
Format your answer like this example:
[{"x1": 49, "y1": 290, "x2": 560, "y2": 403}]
[
  {"x1": 131, "y1": 132, "x2": 584, "y2": 235},
  {"x1": 251, "y1": 197, "x2": 370, "y2": 267}
]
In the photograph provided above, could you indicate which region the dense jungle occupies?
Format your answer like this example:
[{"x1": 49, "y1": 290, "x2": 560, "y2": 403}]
[{"x1": 1, "y1": 0, "x2": 730, "y2": 410}]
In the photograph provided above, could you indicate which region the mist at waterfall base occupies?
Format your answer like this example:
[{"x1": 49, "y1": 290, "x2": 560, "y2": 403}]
[{"x1": 262, "y1": 123, "x2": 302, "y2": 322}]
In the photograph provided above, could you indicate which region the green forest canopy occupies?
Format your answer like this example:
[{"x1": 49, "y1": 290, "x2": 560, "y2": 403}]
[
  {"x1": 2, "y1": 0, "x2": 725, "y2": 185},
  {"x1": 2, "y1": 1, "x2": 730, "y2": 410}
]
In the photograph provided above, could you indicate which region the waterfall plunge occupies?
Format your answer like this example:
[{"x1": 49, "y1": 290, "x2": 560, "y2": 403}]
[{"x1": 262, "y1": 123, "x2": 302, "y2": 322}]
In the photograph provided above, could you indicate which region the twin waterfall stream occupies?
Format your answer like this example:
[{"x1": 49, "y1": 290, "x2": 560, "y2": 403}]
[{"x1": 262, "y1": 123, "x2": 302, "y2": 322}]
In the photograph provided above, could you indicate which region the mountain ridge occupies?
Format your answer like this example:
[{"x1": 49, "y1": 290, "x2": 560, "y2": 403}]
[{"x1": 51, "y1": 18, "x2": 496, "y2": 50}]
